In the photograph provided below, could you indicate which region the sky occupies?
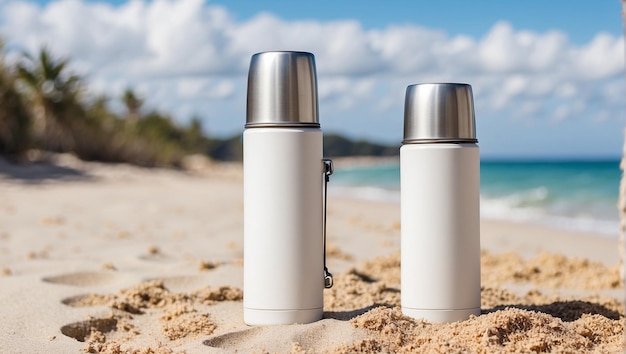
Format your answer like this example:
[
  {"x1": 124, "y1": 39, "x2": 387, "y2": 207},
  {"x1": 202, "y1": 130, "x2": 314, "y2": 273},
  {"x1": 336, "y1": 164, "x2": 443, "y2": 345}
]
[{"x1": 0, "y1": 0, "x2": 624, "y2": 158}]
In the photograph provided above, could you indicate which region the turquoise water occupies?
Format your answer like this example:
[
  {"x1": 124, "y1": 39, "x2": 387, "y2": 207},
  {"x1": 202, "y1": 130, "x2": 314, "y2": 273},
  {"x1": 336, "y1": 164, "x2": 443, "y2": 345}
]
[{"x1": 329, "y1": 159, "x2": 621, "y2": 236}]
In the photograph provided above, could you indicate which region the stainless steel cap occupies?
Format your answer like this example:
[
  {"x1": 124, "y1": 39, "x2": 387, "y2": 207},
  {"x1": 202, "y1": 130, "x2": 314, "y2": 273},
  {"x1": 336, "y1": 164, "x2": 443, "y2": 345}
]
[
  {"x1": 246, "y1": 51, "x2": 320, "y2": 128},
  {"x1": 403, "y1": 83, "x2": 477, "y2": 144}
]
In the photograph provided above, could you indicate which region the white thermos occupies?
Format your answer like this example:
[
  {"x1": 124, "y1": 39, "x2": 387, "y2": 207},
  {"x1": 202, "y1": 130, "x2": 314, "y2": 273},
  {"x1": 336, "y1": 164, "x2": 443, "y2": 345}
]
[
  {"x1": 243, "y1": 51, "x2": 332, "y2": 325},
  {"x1": 400, "y1": 83, "x2": 481, "y2": 323}
]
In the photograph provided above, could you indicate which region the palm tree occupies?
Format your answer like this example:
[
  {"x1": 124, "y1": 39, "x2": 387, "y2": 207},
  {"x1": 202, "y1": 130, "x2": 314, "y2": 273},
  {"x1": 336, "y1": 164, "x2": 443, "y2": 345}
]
[
  {"x1": 17, "y1": 46, "x2": 83, "y2": 152},
  {"x1": 0, "y1": 39, "x2": 31, "y2": 158},
  {"x1": 122, "y1": 87, "x2": 143, "y2": 121}
]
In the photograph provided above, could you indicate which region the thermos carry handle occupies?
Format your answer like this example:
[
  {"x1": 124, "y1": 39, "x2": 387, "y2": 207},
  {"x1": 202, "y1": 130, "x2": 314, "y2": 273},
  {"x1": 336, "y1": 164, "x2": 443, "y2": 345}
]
[{"x1": 322, "y1": 158, "x2": 334, "y2": 288}]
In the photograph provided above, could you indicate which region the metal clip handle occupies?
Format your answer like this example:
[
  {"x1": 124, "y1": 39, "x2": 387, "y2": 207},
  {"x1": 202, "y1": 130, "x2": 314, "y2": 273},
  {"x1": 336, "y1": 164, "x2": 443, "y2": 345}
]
[{"x1": 322, "y1": 158, "x2": 334, "y2": 289}]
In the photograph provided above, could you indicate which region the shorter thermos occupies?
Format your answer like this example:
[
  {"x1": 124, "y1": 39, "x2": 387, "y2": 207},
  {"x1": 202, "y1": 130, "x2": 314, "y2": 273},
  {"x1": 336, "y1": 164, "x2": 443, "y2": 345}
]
[
  {"x1": 400, "y1": 83, "x2": 481, "y2": 323},
  {"x1": 243, "y1": 51, "x2": 480, "y2": 325}
]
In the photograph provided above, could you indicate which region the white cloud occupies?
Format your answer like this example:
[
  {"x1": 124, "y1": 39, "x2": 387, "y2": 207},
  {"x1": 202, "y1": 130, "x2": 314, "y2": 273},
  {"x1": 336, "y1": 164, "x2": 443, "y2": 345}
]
[
  {"x1": 0, "y1": 0, "x2": 623, "y2": 142},
  {"x1": 478, "y1": 22, "x2": 524, "y2": 73},
  {"x1": 318, "y1": 77, "x2": 377, "y2": 110},
  {"x1": 575, "y1": 33, "x2": 624, "y2": 79}
]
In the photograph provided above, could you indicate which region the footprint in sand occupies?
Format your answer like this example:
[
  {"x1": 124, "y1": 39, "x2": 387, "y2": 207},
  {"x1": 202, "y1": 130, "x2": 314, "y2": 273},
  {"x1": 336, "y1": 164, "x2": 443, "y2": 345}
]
[
  {"x1": 204, "y1": 319, "x2": 364, "y2": 352},
  {"x1": 204, "y1": 327, "x2": 264, "y2": 349},
  {"x1": 60, "y1": 317, "x2": 117, "y2": 342},
  {"x1": 59, "y1": 279, "x2": 244, "y2": 349},
  {"x1": 42, "y1": 271, "x2": 128, "y2": 287}
]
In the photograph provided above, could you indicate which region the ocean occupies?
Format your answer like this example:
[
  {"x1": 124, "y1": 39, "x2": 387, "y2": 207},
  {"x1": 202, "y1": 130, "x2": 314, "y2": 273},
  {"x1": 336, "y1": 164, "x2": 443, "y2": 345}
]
[{"x1": 329, "y1": 159, "x2": 622, "y2": 237}]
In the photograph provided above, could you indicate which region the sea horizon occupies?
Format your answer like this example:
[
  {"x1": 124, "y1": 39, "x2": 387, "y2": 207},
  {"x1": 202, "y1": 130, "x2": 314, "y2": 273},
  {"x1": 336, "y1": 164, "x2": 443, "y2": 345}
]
[{"x1": 329, "y1": 157, "x2": 622, "y2": 238}]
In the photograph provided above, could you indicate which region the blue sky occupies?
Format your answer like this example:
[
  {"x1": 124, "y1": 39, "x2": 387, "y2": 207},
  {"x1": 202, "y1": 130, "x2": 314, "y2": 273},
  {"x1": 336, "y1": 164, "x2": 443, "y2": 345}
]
[
  {"x1": 215, "y1": 1, "x2": 623, "y2": 43},
  {"x1": 2, "y1": 0, "x2": 625, "y2": 158}
]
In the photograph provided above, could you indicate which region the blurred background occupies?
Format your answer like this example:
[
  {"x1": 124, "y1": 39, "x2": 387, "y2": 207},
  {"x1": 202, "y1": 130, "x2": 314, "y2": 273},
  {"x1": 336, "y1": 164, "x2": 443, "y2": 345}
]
[{"x1": 0, "y1": 0, "x2": 624, "y2": 235}]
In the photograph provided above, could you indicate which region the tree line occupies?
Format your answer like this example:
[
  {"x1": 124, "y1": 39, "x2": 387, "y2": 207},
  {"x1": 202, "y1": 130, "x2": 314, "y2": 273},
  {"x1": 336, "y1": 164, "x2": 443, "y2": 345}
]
[{"x1": 0, "y1": 42, "x2": 397, "y2": 166}]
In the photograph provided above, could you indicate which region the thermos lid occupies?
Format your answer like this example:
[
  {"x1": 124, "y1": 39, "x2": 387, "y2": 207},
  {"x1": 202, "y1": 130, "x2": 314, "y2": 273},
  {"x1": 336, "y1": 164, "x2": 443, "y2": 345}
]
[
  {"x1": 403, "y1": 83, "x2": 477, "y2": 144},
  {"x1": 246, "y1": 51, "x2": 320, "y2": 128}
]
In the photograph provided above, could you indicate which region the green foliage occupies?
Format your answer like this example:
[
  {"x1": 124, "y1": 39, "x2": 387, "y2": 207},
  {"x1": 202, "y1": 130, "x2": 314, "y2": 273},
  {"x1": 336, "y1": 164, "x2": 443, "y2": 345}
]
[
  {"x1": 0, "y1": 41, "x2": 399, "y2": 166},
  {"x1": 1, "y1": 44, "x2": 206, "y2": 166},
  {"x1": 0, "y1": 41, "x2": 31, "y2": 157},
  {"x1": 122, "y1": 87, "x2": 143, "y2": 118},
  {"x1": 17, "y1": 46, "x2": 84, "y2": 152}
]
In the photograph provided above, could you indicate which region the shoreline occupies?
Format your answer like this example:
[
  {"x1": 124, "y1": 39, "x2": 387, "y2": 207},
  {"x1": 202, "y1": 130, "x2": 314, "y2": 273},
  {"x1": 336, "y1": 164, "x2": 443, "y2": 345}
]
[
  {"x1": 1, "y1": 155, "x2": 619, "y2": 262},
  {"x1": 329, "y1": 185, "x2": 621, "y2": 239},
  {"x1": 2, "y1": 155, "x2": 619, "y2": 261},
  {"x1": 327, "y1": 159, "x2": 621, "y2": 239},
  {"x1": 327, "y1": 195, "x2": 620, "y2": 266}
]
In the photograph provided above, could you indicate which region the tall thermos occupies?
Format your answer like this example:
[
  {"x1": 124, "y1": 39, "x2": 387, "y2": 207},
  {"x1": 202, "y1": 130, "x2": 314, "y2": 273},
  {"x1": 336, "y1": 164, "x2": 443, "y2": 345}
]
[
  {"x1": 400, "y1": 83, "x2": 481, "y2": 323},
  {"x1": 243, "y1": 51, "x2": 333, "y2": 325}
]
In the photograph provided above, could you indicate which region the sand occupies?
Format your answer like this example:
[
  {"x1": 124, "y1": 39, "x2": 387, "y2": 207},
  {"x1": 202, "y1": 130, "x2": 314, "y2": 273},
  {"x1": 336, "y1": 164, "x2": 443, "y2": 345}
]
[{"x1": 0, "y1": 153, "x2": 623, "y2": 353}]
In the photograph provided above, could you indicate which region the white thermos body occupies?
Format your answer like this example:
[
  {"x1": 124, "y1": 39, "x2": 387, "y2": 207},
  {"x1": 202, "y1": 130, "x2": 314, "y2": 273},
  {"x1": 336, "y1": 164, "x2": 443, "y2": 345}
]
[
  {"x1": 243, "y1": 51, "x2": 328, "y2": 325},
  {"x1": 400, "y1": 83, "x2": 481, "y2": 323}
]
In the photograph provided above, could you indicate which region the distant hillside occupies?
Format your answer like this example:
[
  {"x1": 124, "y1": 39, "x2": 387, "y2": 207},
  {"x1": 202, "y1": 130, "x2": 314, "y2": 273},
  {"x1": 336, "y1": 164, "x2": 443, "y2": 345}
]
[
  {"x1": 208, "y1": 133, "x2": 398, "y2": 161},
  {"x1": 323, "y1": 133, "x2": 398, "y2": 158}
]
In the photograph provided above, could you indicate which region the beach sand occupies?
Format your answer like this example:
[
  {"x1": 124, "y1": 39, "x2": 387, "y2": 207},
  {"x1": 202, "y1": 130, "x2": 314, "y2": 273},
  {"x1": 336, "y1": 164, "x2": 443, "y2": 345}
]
[{"x1": 0, "y1": 154, "x2": 623, "y2": 353}]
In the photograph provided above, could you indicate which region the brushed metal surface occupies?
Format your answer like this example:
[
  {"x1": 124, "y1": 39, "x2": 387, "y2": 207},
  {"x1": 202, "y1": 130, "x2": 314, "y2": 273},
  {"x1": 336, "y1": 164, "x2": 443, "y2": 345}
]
[
  {"x1": 246, "y1": 51, "x2": 319, "y2": 127},
  {"x1": 403, "y1": 83, "x2": 476, "y2": 144}
]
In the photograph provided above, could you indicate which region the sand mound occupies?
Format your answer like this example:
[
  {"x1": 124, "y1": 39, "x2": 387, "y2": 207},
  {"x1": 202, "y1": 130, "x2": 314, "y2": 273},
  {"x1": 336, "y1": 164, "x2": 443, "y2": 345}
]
[{"x1": 60, "y1": 251, "x2": 624, "y2": 353}]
